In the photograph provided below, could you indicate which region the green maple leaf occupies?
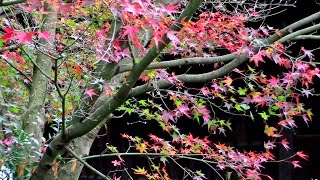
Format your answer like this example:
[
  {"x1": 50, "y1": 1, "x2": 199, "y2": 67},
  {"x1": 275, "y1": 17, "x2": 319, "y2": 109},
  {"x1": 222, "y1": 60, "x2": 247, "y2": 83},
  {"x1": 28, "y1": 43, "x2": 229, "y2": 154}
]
[{"x1": 259, "y1": 111, "x2": 269, "y2": 120}]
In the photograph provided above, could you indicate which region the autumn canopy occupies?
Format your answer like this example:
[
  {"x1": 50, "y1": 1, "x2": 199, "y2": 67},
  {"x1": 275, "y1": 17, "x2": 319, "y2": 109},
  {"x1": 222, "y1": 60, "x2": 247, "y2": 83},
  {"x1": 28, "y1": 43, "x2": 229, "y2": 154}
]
[{"x1": 0, "y1": 0, "x2": 319, "y2": 179}]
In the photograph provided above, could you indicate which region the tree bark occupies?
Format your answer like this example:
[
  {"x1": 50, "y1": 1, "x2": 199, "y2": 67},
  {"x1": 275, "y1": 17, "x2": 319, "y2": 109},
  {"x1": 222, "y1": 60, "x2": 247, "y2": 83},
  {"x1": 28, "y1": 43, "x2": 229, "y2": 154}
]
[{"x1": 21, "y1": 1, "x2": 57, "y2": 161}]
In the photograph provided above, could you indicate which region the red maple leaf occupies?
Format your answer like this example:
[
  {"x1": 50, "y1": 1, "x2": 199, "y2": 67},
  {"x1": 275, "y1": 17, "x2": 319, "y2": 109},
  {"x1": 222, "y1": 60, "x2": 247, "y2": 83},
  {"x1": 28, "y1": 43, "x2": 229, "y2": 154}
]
[
  {"x1": 84, "y1": 88, "x2": 97, "y2": 100},
  {"x1": 162, "y1": 4, "x2": 178, "y2": 16},
  {"x1": 291, "y1": 161, "x2": 302, "y2": 168},
  {"x1": 12, "y1": 31, "x2": 35, "y2": 44},
  {"x1": 267, "y1": 76, "x2": 279, "y2": 87},
  {"x1": 121, "y1": 25, "x2": 140, "y2": 40},
  {"x1": 3, "y1": 51, "x2": 25, "y2": 65},
  {"x1": 296, "y1": 151, "x2": 308, "y2": 160},
  {"x1": 153, "y1": 30, "x2": 166, "y2": 49},
  {"x1": 177, "y1": 104, "x2": 190, "y2": 118},
  {"x1": 0, "y1": 28, "x2": 15, "y2": 40},
  {"x1": 195, "y1": 105, "x2": 211, "y2": 123},
  {"x1": 161, "y1": 110, "x2": 175, "y2": 123},
  {"x1": 250, "y1": 52, "x2": 265, "y2": 66},
  {"x1": 281, "y1": 138, "x2": 290, "y2": 150},
  {"x1": 57, "y1": 3, "x2": 73, "y2": 15}
]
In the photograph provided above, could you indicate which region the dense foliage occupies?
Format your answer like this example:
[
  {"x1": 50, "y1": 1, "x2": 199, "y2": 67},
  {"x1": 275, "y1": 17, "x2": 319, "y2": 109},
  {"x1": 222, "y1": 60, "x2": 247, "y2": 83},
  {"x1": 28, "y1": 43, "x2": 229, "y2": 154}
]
[{"x1": 0, "y1": 0, "x2": 319, "y2": 179}]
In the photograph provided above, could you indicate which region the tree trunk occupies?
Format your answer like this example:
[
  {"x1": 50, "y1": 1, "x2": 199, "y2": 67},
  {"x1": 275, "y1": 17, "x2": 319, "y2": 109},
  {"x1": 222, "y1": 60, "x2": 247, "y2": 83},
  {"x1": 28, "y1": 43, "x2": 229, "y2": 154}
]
[{"x1": 21, "y1": 2, "x2": 57, "y2": 160}]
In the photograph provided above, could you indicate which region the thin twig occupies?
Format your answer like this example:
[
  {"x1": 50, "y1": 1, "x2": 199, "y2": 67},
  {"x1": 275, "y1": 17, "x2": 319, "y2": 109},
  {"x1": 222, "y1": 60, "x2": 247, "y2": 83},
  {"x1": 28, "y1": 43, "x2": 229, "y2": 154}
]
[
  {"x1": 1, "y1": 58, "x2": 32, "y2": 87},
  {"x1": 65, "y1": 146, "x2": 111, "y2": 180}
]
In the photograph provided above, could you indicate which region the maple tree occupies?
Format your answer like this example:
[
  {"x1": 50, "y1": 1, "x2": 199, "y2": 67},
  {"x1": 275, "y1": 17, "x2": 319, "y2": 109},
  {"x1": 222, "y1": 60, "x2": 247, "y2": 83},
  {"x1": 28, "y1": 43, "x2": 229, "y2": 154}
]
[{"x1": 0, "y1": 0, "x2": 319, "y2": 179}]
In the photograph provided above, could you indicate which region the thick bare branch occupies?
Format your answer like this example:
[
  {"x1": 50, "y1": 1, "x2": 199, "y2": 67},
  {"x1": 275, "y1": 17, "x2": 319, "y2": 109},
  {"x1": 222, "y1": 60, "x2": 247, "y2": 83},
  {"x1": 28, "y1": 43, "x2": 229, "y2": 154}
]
[
  {"x1": 118, "y1": 53, "x2": 237, "y2": 73},
  {"x1": 293, "y1": 35, "x2": 320, "y2": 41},
  {"x1": 0, "y1": 0, "x2": 24, "y2": 6},
  {"x1": 279, "y1": 24, "x2": 320, "y2": 43}
]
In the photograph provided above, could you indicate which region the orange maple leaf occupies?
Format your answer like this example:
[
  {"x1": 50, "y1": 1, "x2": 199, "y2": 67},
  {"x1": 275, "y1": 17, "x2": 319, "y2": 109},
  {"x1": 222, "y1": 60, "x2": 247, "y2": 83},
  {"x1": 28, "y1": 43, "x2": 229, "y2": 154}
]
[
  {"x1": 222, "y1": 77, "x2": 233, "y2": 86},
  {"x1": 264, "y1": 125, "x2": 277, "y2": 137},
  {"x1": 73, "y1": 64, "x2": 83, "y2": 80}
]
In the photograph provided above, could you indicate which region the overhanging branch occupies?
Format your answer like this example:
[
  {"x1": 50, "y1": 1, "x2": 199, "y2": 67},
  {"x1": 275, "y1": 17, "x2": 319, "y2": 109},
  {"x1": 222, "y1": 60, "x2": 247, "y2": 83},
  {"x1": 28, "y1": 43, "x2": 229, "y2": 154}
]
[
  {"x1": 118, "y1": 53, "x2": 237, "y2": 73},
  {"x1": 279, "y1": 24, "x2": 320, "y2": 43},
  {"x1": 293, "y1": 35, "x2": 320, "y2": 41},
  {"x1": 131, "y1": 12, "x2": 320, "y2": 97},
  {"x1": 0, "y1": 0, "x2": 24, "y2": 6}
]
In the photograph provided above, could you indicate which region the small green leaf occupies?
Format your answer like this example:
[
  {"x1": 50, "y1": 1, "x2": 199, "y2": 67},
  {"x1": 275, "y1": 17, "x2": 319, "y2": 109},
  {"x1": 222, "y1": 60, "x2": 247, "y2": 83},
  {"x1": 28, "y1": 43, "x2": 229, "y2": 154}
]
[
  {"x1": 278, "y1": 95, "x2": 285, "y2": 101},
  {"x1": 259, "y1": 111, "x2": 269, "y2": 120},
  {"x1": 66, "y1": 20, "x2": 77, "y2": 27},
  {"x1": 174, "y1": 100, "x2": 183, "y2": 107},
  {"x1": 306, "y1": 109, "x2": 313, "y2": 120},
  {"x1": 125, "y1": 108, "x2": 134, "y2": 115},
  {"x1": 235, "y1": 104, "x2": 243, "y2": 112},
  {"x1": 237, "y1": 87, "x2": 247, "y2": 96},
  {"x1": 139, "y1": 100, "x2": 148, "y2": 106}
]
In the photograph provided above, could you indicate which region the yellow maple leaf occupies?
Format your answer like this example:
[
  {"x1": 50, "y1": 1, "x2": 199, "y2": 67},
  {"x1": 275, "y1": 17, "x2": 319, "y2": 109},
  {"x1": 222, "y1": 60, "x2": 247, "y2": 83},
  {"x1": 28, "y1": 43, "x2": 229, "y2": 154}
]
[
  {"x1": 133, "y1": 167, "x2": 148, "y2": 175},
  {"x1": 264, "y1": 125, "x2": 277, "y2": 137},
  {"x1": 136, "y1": 143, "x2": 148, "y2": 153},
  {"x1": 250, "y1": 91, "x2": 261, "y2": 97}
]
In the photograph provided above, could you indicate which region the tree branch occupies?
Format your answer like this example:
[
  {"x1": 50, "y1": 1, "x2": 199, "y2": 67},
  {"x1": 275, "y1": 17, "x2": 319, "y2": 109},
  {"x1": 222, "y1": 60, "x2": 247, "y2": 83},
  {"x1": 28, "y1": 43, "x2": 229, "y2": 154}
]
[
  {"x1": 293, "y1": 35, "x2": 320, "y2": 41},
  {"x1": 0, "y1": 0, "x2": 24, "y2": 6},
  {"x1": 65, "y1": 146, "x2": 110, "y2": 180},
  {"x1": 1, "y1": 58, "x2": 32, "y2": 89},
  {"x1": 118, "y1": 53, "x2": 237, "y2": 73},
  {"x1": 0, "y1": 45, "x2": 19, "y2": 52},
  {"x1": 279, "y1": 23, "x2": 320, "y2": 43}
]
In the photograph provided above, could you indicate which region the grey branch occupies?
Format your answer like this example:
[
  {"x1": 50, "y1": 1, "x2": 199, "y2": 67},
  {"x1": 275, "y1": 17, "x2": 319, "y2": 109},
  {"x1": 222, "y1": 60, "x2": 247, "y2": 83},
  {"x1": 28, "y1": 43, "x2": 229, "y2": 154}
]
[
  {"x1": 279, "y1": 24, "x2": 320, "y2": 43},
  {"x1": 118, "y1": 53, "x2": 237, "y2": 73},
  {"x1": 0, "y1": 0, "x2": 24, "y2": 6},
  {"x1": 293, "y1": 35, "x2": 320, "y2": 40},
  {"x1": 65, "y1": 146, "x2": 111, "y2": 180}
]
